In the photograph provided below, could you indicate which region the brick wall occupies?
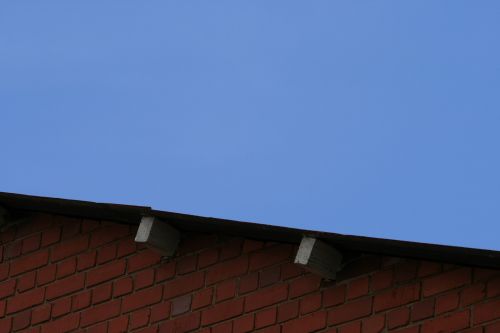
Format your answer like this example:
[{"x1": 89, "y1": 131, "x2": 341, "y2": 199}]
[{"x1": 1, "y1": 213, "x2": 500, "y2": 333}]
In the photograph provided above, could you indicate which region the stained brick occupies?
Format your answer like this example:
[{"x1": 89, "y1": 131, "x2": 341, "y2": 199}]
[
  {"x1": 422, "y1": 268, "x2": 471, "y2": 297},
  {"x1": 164, "y1": 271, "x2": 205, "y2": 299},
  {"x1": 207, "y1": 256, "x2": 248, "y2": 285},
  {"x1": 249, "y1": 244, "x2": 292, "y2": 271}
]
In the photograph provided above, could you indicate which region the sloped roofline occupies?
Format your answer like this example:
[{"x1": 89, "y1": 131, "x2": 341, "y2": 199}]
[{"x1": 1, "y1": 191, "x2": 499, "y2": 269}]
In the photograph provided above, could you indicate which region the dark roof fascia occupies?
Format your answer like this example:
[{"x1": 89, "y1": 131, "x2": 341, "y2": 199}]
[{"x1": 1, "y1": 191, "x2": 500, "y2": 269}]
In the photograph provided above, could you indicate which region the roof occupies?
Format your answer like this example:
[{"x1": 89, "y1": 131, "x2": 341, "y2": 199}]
[{"x1": 1, "y1": 191, "x2": 499, "y2": 269}]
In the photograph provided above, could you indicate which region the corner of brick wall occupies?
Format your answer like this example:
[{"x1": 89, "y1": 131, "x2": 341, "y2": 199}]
[{"x1": 1, "y1": 213, "x2": 500, "y2": 333}]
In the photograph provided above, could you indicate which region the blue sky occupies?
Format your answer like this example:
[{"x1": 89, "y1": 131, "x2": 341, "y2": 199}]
[{"x1": 1, "y1": 2, "x2": 500, "y2": 250}]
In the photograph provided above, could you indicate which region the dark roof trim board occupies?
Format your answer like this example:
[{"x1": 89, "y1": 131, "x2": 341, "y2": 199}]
[{"x1": 1, "y1": 191, "x2": 499, "y2": 269}]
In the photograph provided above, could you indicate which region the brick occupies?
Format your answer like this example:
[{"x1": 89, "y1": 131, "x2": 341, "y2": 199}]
[
  {"x1": 198, "y1": 248, "x2": 219, "y2": 268},
  {"x1": 421, "y1": 310, "x2": 470, "y2": 333},
  {"x1": 234, "y1": 314, "x2": 255, "y2": 333},
  {"x1": 461, "y1": 283, "x2": 486, "y2": 307},
  {"x1": 16, "y1": 271, "x2": 36, "y2": 293},
  {"x1": 177, "y1": 255, "x2": 197, "y2": 275},
  {"x1": 435, "y1": 292, "x2": 459, "y2": 314},
  {"x1": 249, "y1": 244, "x2": 292, "y2": 271},
  {"x1": 192, "y1": 288, "x2": 213, "y2": 310},
  {"x1": 92, "y1": 283, "x2": 113, "y2": 304},
  {"x1": 245, "y1": 284, "x2": 288, "y2": 312},
  {"x1": 6, "y1": 288, "x2": 44, "y2": 314},
  {"x1": 327, "y1": 298, "x2": 372, "y2": 325},
  {"x1": 347, "y1": 277, "x2": 369, "y2": 300},
  {"x1": 56, "y1": 257, "x2": 76, "y2": 278},
  {"x1": 97, "y1": 243, "x2": 117, "y2": 264},
  {"x1": 371, "y1": 269, "x2": 393, "y2": 291},
  {"x1": 362, "y1": 315, "x2": 385, "y2": 333},
  {"x1": 46, "y1": 274, "x2": 85, "y2": 300},
  {"x1": 289, "y1": 274, "x2": 322, "y2": 298},
  {"x1": 12, "y1": 309, "x2": 31, "y2": 331},
  {"x1": 219, "y1": 238, "x2": 243, "y2": 260},
  {"x1": 135, "y1": 268, "x2": 155, "y2": 290},
  {"x1": 278, "y1": 300, "x2": 299, "y2": 323},
  {"x1": 216, "y1": 280, "x2": 237, "y2": 302},
  {"x1": 260, "y1": 266, "x2": 281, "y2": 287},
  {"x1": 31, "y1": 304, "x2": 51, "y2": 325},
  {"x1": 37, "y1": 264, "x2": 56, "y2": 286},
  {"x1": 394, "y1": 261, "x2": 417, "y2": 283},
  {"x1": 373, "y1": 283, "x2": 420, "y2": 312},
  {"x1": 41, "y1": 227, "x2": 61, "y2": 247},
  {"x1": 422, "y1": 268, "x2": 471, "y2": 297},
  {"x1": 0, "y1": 318, "x2": 11, "y2": 333},
  {"x1": 418, "y1": 261, "x2": 441, "y2": 277},
  {"x1": 89, "y1": 224, "x2": 130, "y2": 248},
  {"x1": 80, "y1": 300, "x2": 121, "y2": 327},
  {"x1": 0, "y1": 279, "x2": 16, "y2": 299},
  {"x1": 76, "y1": 251, "x2": 96, "y2": 271},
  {"x1": 51, "y1": 235, "x2": 88, "y2": 262},
  {"x1": 164, "y1": 271, "x2": 205, "y2": 299},
  {"x1": 207, "y1": 256, "x2": 248, "y2": 285},
  {"x1": 178, "y1": 233, "x2": 217, "y2": 255},
  {"x1": 156, "y1": 262, "x2": 175, "y2": 282},
  {"x1": 128, "y1": 250, "x2": 162, "y2": 273},
  {"x1": 281, "y1": 263, "x2": 304, "y2": 280},
  {"x1": 411, "y1": 298, "x2": 434, "y2": 322},
  {"x1": 474, "y1": 298, "x2": 500, "y2": 324},
  {"x1": 130, "y1": 308, "x2": 150, "y2": 330},
  {"x1": 87, "y1": 322, "x2": 108, "y2": 333},
  {"x1": 213, "y1": 322, "x2": 232, "y2": 333},
  {"x1": 387, "y1": 307, "x2": 410, "y2": 330},
  {"x1": 171, "y1": 295, "x2": 191, "y2": 316},
  {"x1": 339, "y1": 321, "x2": 361, "y2": 333},
  {"x1": 323, "y1": 284, "x2": 346, "y2": 307},
  {"x1": 40, "y1": 313, "x2": 79, "y2": 333},
  {"x1": 4, "y1": 241, "x2": 21, "y2": 260},
  {"x1": 255, "y1": 307, "x2": 277, "y2": 329},
  {"x1": 52, "y1": 297, "x2": 72, "y2": 318},
  {"x1": 0, "y1": 300, "x2": 4, "y2": 317},
  {"x1": 113, "y1": 277, "x2": 133, "y2": 297},
  {"x1": 242, "y1": 239, "x2": 264, "y2": 253},
  {"x1": 159, "y1": 311, "x2": 200, "y2": 333},
  {"x1": 123, "y1": 285, "x2": 163, "y2": 312},
  {"x1": 21, "y1": 233, "x2": 41, "y2": 254},
  {"x1": 282, "y1": 311, "x2": 327, "y2": 333},
  {"x1": 0, "y1": 263, "x2": 8, "y2": 281},
  {"x1": 151, "y1": 302, "x2": 171, "y2": 323},
  {"x1": 87, "y1": 260, "x2": 126, "y2": 286},
  {"x1": 72, "y1": 291, "x2": 91, "y2": 311},
  {"x1": 474, "y1": 268, "x2": 500, "y2": 282},
  {"x1": 117, "y1": 238, "x2": 136, "y2": 258},
  {"x1": 202, "y1": 298, "x2": 244, "y2": 325},
  {"x1": 487, "y1": 277, "x2": 500, "y2": 297},
  {"x1": 486, "y1": 321, "x2": 500, "y2": 333},
  {"x1": 109, "y1": 316, "x2": 129, "y2": 333},
  {"x1": 300, "y1": 293, "x2": 322, "y2": 314},
  {"x1": 239, "y1": 273, "x2": 258, "y2": 294},
  {"x1": 10, "y1": 250, "x2": 49, "y2": 276},
  {"x1": 337, "y1": 256, "x2": 381, "y2": 281},
  {"x1": 255, "y1": 326, "x2": 280, "y2": 333}
]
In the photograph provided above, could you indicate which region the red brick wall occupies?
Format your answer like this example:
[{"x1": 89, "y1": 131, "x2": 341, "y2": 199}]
[{"x1": 1, "y1": 214, "x2": 500, "y2": 333}]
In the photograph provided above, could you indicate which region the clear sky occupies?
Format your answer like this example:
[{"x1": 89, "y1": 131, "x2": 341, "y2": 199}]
[{"x1": 1, "y1": 2, "x2": 500, "y2": 250}]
